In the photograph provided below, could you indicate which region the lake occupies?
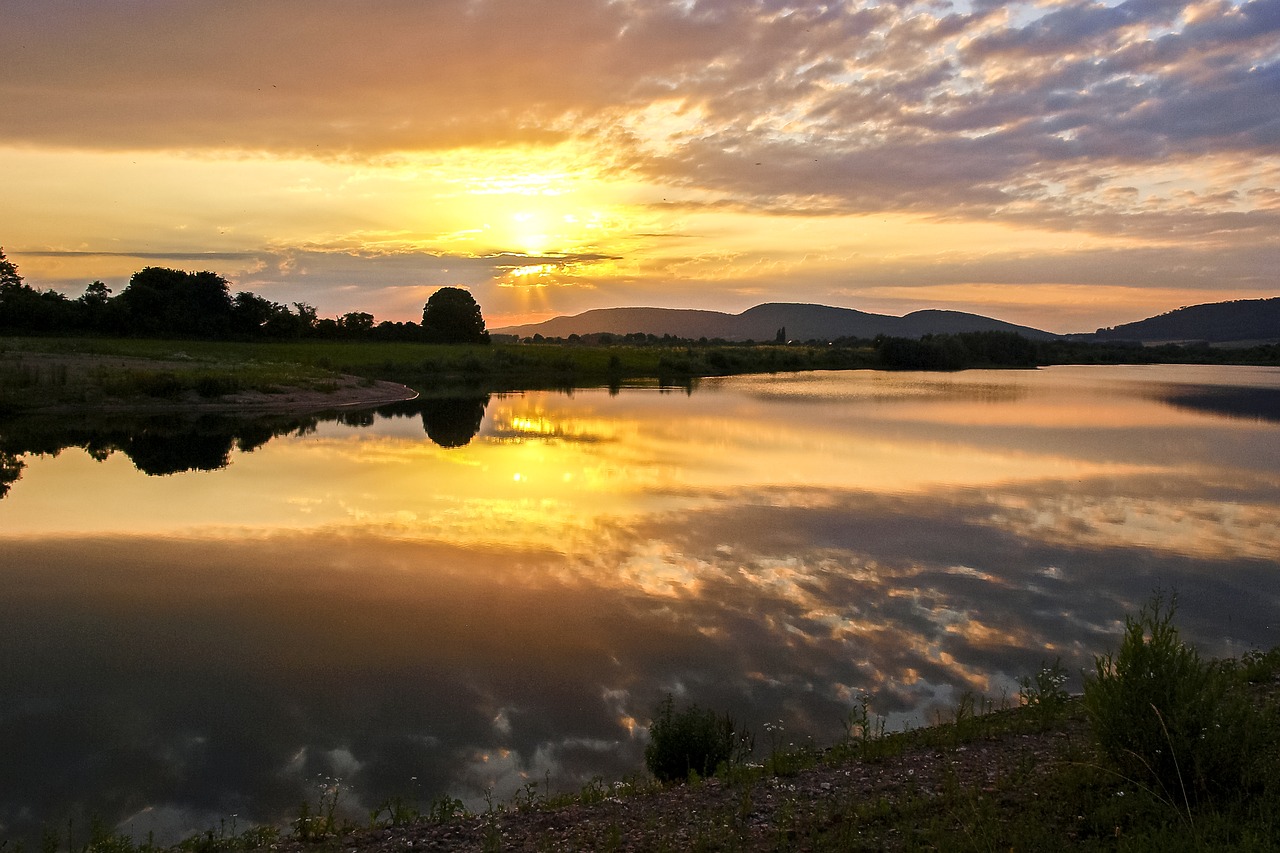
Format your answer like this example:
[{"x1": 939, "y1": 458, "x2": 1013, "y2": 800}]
[{"x1": 2, "y1": 364, "x2": 1278, "y2": 844}]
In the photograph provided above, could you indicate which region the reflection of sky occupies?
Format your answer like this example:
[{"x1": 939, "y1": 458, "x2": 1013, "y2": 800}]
[{"x1": 1, "y1": 365, "x2": 1278, "y2": 844}]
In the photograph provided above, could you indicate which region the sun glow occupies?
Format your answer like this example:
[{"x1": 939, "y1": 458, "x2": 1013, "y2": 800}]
[
  {"x1": 5, "y1": 131, "x2": 1267, "y2": 330},
  {"x1": 509, "y1": 264, "x2": 560, "y2": 278}
]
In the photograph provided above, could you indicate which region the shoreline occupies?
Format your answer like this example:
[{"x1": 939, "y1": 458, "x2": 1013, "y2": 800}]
[{"x1": 23, "y1": 376, "x2": 421, "y2": 417}]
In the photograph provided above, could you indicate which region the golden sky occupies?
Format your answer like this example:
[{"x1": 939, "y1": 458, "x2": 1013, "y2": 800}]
[{"x1": 3, "y1": 0, "x2": 1278, "y2": 332}]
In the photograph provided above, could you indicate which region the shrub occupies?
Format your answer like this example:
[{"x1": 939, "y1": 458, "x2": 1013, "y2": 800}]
[
  {"x1": 130, "y1": 371, "x2": 186, "y2": 399},
  {"x1": 1019, "y1": 658, "x2": 1070, "y2": 727},
  {"x1": 1083, "y1": 594, "x2": 1267, "y2": 807},
  {"x1": 644, "y1": 695, "x2": 751, "y2": 783},
  {"x1": 194, "y1": 374, "x2": 240, "y2": 398}
]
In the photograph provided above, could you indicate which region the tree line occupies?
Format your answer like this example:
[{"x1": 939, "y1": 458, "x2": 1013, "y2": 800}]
[
  {"x1": 0, "y1": 249, "x2": 488, "y2": 343},
  {"x1": 6, "y1": 249, "x2": 1274, "y2": 368}
]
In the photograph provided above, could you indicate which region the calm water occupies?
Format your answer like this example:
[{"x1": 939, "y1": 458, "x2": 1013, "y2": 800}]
[{"x1": 2, "y1": 365, "x2": 1278, "y2": 843}]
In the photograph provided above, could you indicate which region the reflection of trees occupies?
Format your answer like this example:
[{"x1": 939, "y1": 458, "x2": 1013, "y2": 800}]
[
  {"x1": 1161, "y1": 386, "x2": 1280, "y2": 423},
  {"x1": 374, "y1": 396, "x2": 491, "y2": 448},
  {"x1": 418, "y1": 396, "x2": 490, "y2": 448},
  {"x1": 120, "y1": 430, "x2": 236, "y2": 476},
  {"x1": 0, "y1": 395, "x2": 493, "y2": 498},
  {"x1": 0, "y1": 451, "x2": 23, "y2": 499},
  {"x1": 0, "y1": 412, "x2": 326, "y2": 495}
]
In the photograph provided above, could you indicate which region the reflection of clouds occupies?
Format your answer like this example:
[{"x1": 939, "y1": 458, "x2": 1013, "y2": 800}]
[
  {"x1": 987, "y1": 478, "x2": 1280, "y2": 561},
  {"x1": 612, "y1": 478, "x2": 1280, "y2": 707},
  {"x1": 615, "y1": 540, "x2": 710, "y2": 599},
  {"x1": 4, "y1": 481, "x2": 1278, "y2": 845}
]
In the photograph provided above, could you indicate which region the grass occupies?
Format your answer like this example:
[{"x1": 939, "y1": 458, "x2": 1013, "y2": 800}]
[
  {"x1": 0, "y1": 339, "x2": 340, "y2": 411},
  {"x1": 0, "y1": 336, "x2": 881, "y2": 409}
]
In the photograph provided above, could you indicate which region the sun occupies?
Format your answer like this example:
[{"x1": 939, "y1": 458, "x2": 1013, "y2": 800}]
[{"x1": 512, "y1": 210, "x2": 552, "y2": 256}]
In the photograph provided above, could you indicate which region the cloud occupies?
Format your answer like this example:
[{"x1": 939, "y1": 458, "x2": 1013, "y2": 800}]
[
  {"x1": 3, "y1": 0, "x2": 669, "y2": 153},
  {"x1": 3, "y1": 0, "x2": 1278, "y2": 323}
]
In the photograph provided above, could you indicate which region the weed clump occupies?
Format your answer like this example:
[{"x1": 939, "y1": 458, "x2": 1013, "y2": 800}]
[
  {"x1": 644, "y1": 695, "x2": 752, "y2": 783},
  {"x1": 1083, "y1": 593, "x2": 1272, "y2": 807},
  {"x1": 1019, "y1": 658, "x2": 1071, "y2": 728}
]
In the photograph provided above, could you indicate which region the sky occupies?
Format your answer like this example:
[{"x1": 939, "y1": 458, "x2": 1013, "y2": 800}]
[{"x1": 2, "y1": 0, "x2": 1278, "y2": 333}]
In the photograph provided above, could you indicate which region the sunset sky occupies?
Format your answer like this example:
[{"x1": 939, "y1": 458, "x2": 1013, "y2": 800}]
[{"x1": 3, "y1": 0, "x2": 1278, "y2": 333}]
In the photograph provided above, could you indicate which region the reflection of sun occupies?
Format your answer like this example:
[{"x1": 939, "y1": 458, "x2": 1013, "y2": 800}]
[{"x1": 509, "y1": 415, "x2": 557, "y2": 436}]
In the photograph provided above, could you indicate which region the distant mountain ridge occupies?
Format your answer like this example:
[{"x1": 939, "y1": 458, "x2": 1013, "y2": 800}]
[
  {"x1": 495, "y1": 297, "x2": 1280, "y2": 344},
  {"x1": 1093, "y1": 297, "x2": 1280, "y2": 344},
  {"x1": 494, "y1": 303, "x2": 1059, "y2": 342}
]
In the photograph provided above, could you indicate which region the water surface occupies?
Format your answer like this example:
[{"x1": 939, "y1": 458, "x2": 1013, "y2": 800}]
[{"x1": 1, "y1": 365, "x2": 1277, "y2": 843}]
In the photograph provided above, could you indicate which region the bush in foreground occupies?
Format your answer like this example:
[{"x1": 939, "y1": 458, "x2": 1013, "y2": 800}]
[
  {"x1": 645, "y1": 695, "x2": 751, "y2": 782},
  {"x1": 1083, "y1": 593, "x2": 1273, "y2": 808}
]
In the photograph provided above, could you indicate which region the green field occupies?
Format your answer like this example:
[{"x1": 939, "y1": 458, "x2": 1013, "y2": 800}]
[{"x1": 0, "y1": 336, "x2": 881, "y2": 412}]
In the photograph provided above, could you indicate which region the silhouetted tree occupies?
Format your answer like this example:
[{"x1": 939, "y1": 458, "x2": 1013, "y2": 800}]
[
  {"x1": 368, "y1": 320, "x2": 424, "y2": 341},
  {"x1": 421, "y1": 287, "x2": 489, "y2": 344},
  {"x1": 312, "y1": 317, "x2": 341, "y2": 338},
  {"x1": 954, "y1": 330, "x2": 1041, "y2": 367},
  {"x1": 70, "y1": 281, "x2": 117, "y2": 333},
  {"x1": 293, "y1": 302, "x2": 319, "y2": 332},
  {"x1": 0, "y1": 248, "x2": 79, "y2": 331},
  {"x1": 230, "y1": 291, "x2": 301, "y2": 338},
  {"x1": 338, "y1": 311, "x2": 375, "y2": 337},
  {"x1": 0, "y1": 248, "x2": 21, "y2": 290},
  {"x1": 876, "y1": 334, "x2": 969, "y2": 370},
  {"x1": 117, "y1": 267, "x2": 236, "y2": 337}
]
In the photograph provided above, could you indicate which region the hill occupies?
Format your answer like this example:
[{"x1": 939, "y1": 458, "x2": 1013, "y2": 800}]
[
  {"x1": 494, "y1": 303, "x2": 1059, "y2": 341},
  {"x1": 1093, "y1": 297, "x2": 1280, "y2": 344}
]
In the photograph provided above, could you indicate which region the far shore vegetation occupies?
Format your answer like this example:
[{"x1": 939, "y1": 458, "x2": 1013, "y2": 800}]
[{"x1": 5, "y1": 330, "x2": 1278, "y2": 418}]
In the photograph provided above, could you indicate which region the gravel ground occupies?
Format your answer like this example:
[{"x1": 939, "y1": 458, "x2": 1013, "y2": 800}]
[{"x1": 259, "y1": 718, "x2": 1090, "y2": 853}]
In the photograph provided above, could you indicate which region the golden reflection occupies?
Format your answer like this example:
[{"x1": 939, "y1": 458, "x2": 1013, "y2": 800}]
[
  {"x1": 5, "y1": 372, "x2": 1276, "y2": 573},
  {"x1": 508, "y1": 415, "x2": 558, "y2": 436}
]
